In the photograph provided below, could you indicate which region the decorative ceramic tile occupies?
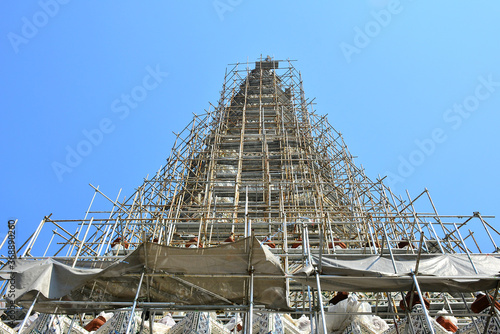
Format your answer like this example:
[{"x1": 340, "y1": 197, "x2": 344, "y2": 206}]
[
  {"x1": 196, "y1": 312, "x2": 210, "y2": 334},
  {"x1": 274, "y1": 314, "x2": 284, "y2": 334}
]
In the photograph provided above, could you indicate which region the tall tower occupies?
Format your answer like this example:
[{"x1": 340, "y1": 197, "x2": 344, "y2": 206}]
[{"x1": 5, "y1": 57, "x2": 500, "y2": 333}]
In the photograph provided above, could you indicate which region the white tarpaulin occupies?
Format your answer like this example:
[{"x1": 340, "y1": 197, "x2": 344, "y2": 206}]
[
  {"x1": 0, "y1": 258, "x2": 102, "y2": 301},
  {"x1": 295, "y1": 253, "x2": 500, "y2": 292}
]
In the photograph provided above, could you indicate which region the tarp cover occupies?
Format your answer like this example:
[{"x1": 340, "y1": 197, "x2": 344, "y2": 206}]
[
  {"x1": 0, "y1": 258, "x2": 102, "y2": 301},
  {"x1": 295, "y1": 253, "x2": 500, "y2": 292},
  {"x1": 1, "y1": 237, "x2": 288, "y2": 313}
]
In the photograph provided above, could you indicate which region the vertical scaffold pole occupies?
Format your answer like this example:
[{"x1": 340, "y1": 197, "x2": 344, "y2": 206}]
[
  {"x1": 126, "y1": 271, "x2": 145, "y2": 334},
  {"x1": 476, "y1": 212, "x2": 498, "y2": 251},
  {"x1": 410, "y1": 270, "x2": 435, "y2": 334},
  {"x1": 303, "y1": 223, "x2": 327, "y2": 334},
  {"x1": 72, "y1": 217, "x2": 94, "y2": 268},
  {"x1": 17, "y1": 291, "x2": 40, "y2": 333},
  {"x1": 248, "y1": 266, "x2": 254, "y2": 334},
  {"x1": 314, "y1": 269, "x2": 328, "y2": 334},
  {"x1": 68, "y1": 186, "x2": 99, "y2": 256},
  {"x1": 22, "y1": 217, "x2": 46, "y2": 257},
  {"x1": 453, "y1": 222, "x2": 478, "y2": 274}
]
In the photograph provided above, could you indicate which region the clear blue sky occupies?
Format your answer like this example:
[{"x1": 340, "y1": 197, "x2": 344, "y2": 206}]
[{"x1": 1, "y1": 1, "x2": 499, "y2": 253}]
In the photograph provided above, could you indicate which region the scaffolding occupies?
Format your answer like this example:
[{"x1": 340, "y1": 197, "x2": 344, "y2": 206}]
[{"x1": 1, "y1": 56, "x2": 499, "y2": 334}]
